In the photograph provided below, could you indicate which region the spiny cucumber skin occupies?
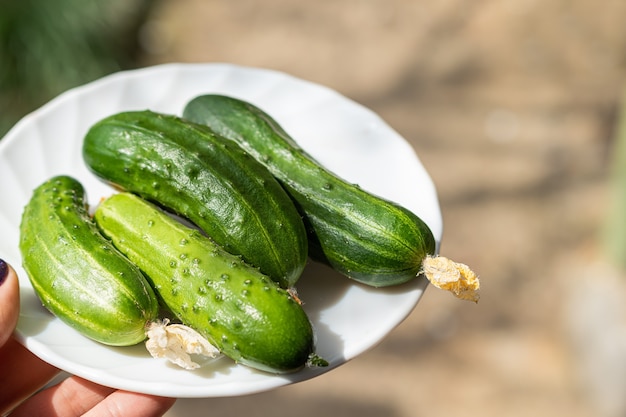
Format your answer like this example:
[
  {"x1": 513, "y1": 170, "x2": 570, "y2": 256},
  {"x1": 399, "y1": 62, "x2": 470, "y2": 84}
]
[
  {"x1": 18, "y1": 176, "x2": 159, "y2": 346},
  {"x1": 82, "y1": 110, "x2": 307, "y2": 289},
  {"x1": 94, "y1": 192, "x2": 315, "y2": 374},
  {"x1": 183, "y1": 94, "x2": 436, "y2": 287}
]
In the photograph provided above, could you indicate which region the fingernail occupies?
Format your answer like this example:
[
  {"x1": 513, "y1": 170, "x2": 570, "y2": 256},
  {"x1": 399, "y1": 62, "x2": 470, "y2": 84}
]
[{"x1": 0, "y1": 259, "x2": 8, "y2": 286}]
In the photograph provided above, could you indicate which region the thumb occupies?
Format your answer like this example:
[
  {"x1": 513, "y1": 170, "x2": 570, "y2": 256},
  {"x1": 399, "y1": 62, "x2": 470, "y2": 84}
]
[{"x1": 0, "y1": 259, "x2": 20, "y2": 347}]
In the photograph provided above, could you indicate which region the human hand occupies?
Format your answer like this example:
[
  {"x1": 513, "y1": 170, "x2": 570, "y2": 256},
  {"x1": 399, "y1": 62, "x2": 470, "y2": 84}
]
[{"x1": 0, "y1": 259, "x2": 176, "y2": 416}]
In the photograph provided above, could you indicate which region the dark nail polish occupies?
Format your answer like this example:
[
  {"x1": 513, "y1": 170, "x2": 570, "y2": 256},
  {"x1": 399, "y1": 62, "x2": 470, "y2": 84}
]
[{"x1": 0, "y1": 259, "x2": 8, "y2": 285}]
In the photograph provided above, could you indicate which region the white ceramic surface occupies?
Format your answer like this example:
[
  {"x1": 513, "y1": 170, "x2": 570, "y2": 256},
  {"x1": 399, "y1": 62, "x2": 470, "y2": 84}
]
[{"x1": 0, "y1": 63, "x2": 442, "y2": 398}]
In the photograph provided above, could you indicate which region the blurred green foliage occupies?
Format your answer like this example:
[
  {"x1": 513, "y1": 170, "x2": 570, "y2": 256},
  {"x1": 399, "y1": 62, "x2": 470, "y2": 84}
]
[
  {"x1": 605, "y1": 90, "x2": 626, "y2": 271},
  {"x1": 0, "y1": 0, "x2": 152, "y2": 138}
]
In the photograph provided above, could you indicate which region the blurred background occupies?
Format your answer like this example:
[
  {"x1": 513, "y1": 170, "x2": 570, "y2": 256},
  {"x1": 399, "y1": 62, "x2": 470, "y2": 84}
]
[{"x1": 3, "y1": 0, "x2": 626, "y2": 416}]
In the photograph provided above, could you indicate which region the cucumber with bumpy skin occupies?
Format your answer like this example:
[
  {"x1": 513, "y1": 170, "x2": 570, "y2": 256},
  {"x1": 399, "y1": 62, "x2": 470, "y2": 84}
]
[
  {"x1": 82, "y1": 110, "x2": 307, "y2": 288},
  {"x1": 94, "y1": 192, "x2": 316, "y2": 374},
  {"x1": 183, "y1": 94, "x2": 437, "y2": 287},
  {"x1": 19, "y1": 175, "x2": 159, "y2": 346}
]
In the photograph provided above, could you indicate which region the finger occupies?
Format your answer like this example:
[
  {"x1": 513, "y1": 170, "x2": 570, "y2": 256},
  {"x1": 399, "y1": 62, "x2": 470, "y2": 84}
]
[
  {"x1": 0, "y1": 259, "x2": 20, "y2": 346},
  {"x1": 9, "y1": 376, "x2": 115, "y2": 417},
  {"x1": 0, "y1": 337, "x2": 60, "y2": 416},
  {"x1": 84, "y1": 390, "x2": 176, "y2": 417},
  {"x1": 10, "y1": 375, "x2": 176, "y2": 417},
  {"x1": 0, "y1": 260, "x2": 60, "y2": 415}
]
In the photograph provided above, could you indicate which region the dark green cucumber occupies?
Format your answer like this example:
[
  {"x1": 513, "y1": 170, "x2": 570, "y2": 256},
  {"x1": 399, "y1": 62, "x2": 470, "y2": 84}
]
[
  {"x1": 19, "y1": 176, "x2": 159, "y2": 346},
  {"x1": 94, "y1": 192, "x2": 315, "y2": 374},
  {"x1": 183, "y1": 94, "x2": 437, "y2": 287},
  {"x1": 82, "y1": 110, "x2": 307, "y2": 288}
]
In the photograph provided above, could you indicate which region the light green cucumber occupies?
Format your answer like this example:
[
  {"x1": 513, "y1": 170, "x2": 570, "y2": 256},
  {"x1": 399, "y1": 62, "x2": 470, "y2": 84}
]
[
  {"x1": 94, "y1": 192, "x2": 316, "y2": 374},
  {"x1": 19, "y1": 175, "x2": 159, "y2": 346},
  {"x1": 183, "y1": 94, "x2": 436, "y2": 287},
  {"x1": 82, "y1": 110, "x2": 307, "y2": 288}
]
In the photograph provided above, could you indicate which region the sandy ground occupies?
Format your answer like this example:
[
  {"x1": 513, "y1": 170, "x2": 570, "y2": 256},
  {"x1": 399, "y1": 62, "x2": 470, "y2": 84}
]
[{"x1": 127, "y1": 0, "x2": 626, "y2": 415}]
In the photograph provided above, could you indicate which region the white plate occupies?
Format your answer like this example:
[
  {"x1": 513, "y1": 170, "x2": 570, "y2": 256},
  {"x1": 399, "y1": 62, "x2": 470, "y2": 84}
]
[{"x1": 0, "y1": 63, "x2": 442, "y2": 398}]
